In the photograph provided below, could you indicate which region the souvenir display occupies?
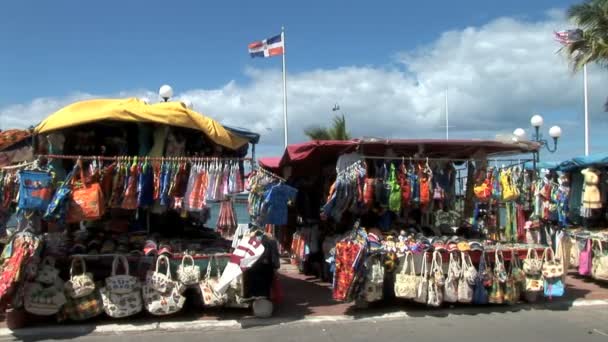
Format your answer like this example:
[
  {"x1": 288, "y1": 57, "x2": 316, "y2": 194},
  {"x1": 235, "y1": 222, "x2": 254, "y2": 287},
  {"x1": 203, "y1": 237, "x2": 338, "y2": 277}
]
[
  {"x1": 177, "y1": 254, "x2": 201, "y2": 286},
  {"x1": 64, "y1": 256, "x2": 95, "y2": 299},
  {"x1": 99, "y1": 255, "x2": 143, "y2": 318}
]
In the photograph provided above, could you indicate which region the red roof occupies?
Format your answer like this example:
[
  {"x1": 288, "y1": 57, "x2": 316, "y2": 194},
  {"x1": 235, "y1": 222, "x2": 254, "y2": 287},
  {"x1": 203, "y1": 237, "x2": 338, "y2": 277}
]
[{"x1": 259, "y1": 138, "x2": 539, "y2": 176}]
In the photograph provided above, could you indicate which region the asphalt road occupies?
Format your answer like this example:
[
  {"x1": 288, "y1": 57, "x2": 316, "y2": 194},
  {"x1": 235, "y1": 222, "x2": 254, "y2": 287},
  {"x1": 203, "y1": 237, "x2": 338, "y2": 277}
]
[{"x1": 4, "y1": 306, "x2": 608, "y2": 342}]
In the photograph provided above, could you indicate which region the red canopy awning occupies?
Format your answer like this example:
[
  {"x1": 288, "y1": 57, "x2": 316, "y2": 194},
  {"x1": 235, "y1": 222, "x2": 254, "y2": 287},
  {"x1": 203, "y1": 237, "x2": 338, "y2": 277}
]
[{"x1": 261, "y1": 138, "x2": 539, "y2": 177}]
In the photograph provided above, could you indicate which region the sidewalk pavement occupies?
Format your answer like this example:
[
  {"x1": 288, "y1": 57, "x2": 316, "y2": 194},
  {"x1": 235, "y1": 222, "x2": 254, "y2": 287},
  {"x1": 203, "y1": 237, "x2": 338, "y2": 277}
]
[{"x1": 1, "y1": 262, "x2": 608, "y2": 337}]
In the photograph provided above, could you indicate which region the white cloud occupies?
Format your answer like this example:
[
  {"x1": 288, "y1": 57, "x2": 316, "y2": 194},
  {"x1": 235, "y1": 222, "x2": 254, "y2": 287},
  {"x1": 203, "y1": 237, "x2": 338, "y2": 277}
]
[{"x1": 1, "y1": 9, "x2": 607, "y2": 159}]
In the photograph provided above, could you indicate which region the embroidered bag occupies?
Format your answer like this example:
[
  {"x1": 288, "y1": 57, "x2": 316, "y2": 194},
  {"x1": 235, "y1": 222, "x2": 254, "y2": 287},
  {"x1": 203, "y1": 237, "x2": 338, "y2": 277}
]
[
  {"x1": 473, "y1": 251, "x2": 489, "y2": 305},
  {"x1": 427, "y1": 253, "x2": 443, "y2": 307},
  {"x1": 461, "y1": 252, "x2": 477, "y2": 285},
  {"x1": 592, "y1": 239, "x2": 608, "y2": 281},
  {"x1": 523, "y1": 248, "x2": 542, "y2": 276},
  {"x1": 488, "y1": 276, "x2": 505, "y2": 304},
  {"x1": 143, "y1": 269, "x2": 185, "y2": 316},
  {"x1": 494, "y1": 248, "x2": 508, "y2": 283},
  {"x1": 59, "y1": 290, "x2": 103, "y2": 322},
  {"x1": 17, "y1": 170, "x2": 54, "y2": 212},
  {"x1": 431, "y1": 251, "x2": 445, "y2": 287},
  {"x1": 177, "y1": 254, "x2": 201, "y2": 286},
  {"x1": 394, "y1": 251, "x2": 418, "y2": 299},
  {"x1": 64, "y1": 256, "x2": 95, "y2": 299}
]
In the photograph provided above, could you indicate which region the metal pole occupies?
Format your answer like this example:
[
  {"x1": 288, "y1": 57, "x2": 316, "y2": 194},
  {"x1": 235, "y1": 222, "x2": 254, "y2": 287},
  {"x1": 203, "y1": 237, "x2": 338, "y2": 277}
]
[
  {"x1": 445, "y1": 87, "x2": 449, "y2": 140},
  {"x1": 281, "y1": 27, "x2": 289, "y2": 149},
  {"x1": 583, "y1": 63, "x2": 590, "y2": 156}
]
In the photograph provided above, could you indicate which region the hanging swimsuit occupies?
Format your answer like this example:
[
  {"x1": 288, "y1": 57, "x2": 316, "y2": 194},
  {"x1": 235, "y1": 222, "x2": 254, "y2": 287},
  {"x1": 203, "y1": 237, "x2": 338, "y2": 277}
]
[
  {"x1": 419, "y1": 174, "x2": 430, "y2": 207},
  {"x1": 121, "y1": 163, "x2": 139, "y2": 210},
  {"x1": 138, "y1": 162, "x2": 155, "y2": 208}
]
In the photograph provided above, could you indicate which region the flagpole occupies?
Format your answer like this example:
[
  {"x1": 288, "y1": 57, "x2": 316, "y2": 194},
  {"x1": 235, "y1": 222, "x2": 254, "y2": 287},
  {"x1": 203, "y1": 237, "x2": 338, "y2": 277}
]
[
  {"x1": 583, "y1": 63, "x2": 590, "y2": 156},
  {"x1": 281, "y1": 26, "x2": 289, "y2": 149},
  {"x1": 445, "y1": 87, "x2": 449, "y2": 140}
]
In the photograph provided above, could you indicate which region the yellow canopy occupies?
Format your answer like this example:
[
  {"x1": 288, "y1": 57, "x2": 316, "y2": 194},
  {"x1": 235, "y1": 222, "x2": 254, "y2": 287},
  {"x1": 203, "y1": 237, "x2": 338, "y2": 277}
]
[{"x1": 34, "y1": 98, "x2": 249, "y2": 150}]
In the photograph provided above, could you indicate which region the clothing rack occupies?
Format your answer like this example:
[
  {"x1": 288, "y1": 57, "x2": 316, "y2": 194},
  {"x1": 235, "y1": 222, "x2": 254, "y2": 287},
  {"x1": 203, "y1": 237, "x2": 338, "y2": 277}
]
[
  {"x1": 336, "y1": 160, "x2": 365, "y2": 177},
  {"x1": 257, "y1": 166, "x2": 287, "y2": 182},
  {"x1": 0, "y1": 160, "x2": 38, "y2": 170},
  {"x1": 358, "y1": 155, "x2": 534, "y2": 164},
  {"x1": 37, "y1": 154, "x2": 252, "y2": 162}
]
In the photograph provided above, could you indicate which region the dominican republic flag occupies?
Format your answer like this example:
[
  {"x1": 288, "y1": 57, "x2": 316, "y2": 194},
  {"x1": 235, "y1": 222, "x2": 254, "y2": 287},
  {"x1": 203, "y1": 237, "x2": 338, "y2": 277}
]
[{"x1": 248, "y1": 33, "x2": 284, "y2": 58}]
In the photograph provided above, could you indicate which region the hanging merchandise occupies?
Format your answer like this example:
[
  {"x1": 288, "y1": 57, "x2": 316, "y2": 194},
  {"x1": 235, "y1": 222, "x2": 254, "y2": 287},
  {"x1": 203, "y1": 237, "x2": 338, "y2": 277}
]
[
  {"x1": 474, "y1": 169, "x2": 493, "y2": 202},
  {"x1": 523, "y1": 248, "x2": 542, "y2": 276},
  {"x1": 323, "y1": 161, "x2": 366, "y2": 221},
  {"x1": 472, "y1": 251, "x2": 489, "y2": 305},
  {"x1": 67, "y1": 160, "x2": 105, "y2": 223},
  {"x1": 524, "y1": 249, "x2": 544, "y2": 303},
  {"x1": 579, "y1": 239, "x2": 593, "y2": 276},
  {"x1": 177, "y1": 254, "x2": 201, "y2": 286},
  {"x1": 427, "y1": 251, "x2": 443, "y2": 307},
  {"x1": 24, "y1": 277, "x2": 67, "y2": 316},
  {"x1": 419, "y1": 162, "x2": 433, "y2": 209},
  {"x1": 333, "y1": 239, "x2": 365, "y2": 302},
  {"x1": 580, "y1": 168, "x2": 601, "y2": 218},
  {"x1": 17, "y1": 170, "x2": 54, "y2": 212},
  {"x1": 388, "y1": 164, "x2": 402, "y2": 214},
  {"x1": 200, "y1": 256, "x2": 227, "y2": 307},
  {"x1": 100, "y1": 256, "x2": 143, "y2": 319},
  {"x1": 59, "y1": 290, "x2": 104, "y2": 322},
  {"x1": 217, "y1": 200, "x2": 238, "y2": 237},
  {"x1": 35, "y1": 257, "x2": 60, "y2": 285},
  {"x1": 64, "y1": 256, "x2": 95, "y2": 299},
  {"x1": 394, "y1": 251, "x2": 418, "y2": 299},
  {"x1": 0, "y1": 233, "x2": 41, "y2": 302},
  {"x1": 592, "y1": 240, "x2": 608, "y2": 281},
  {"x1": 443, "y1": 252, "x2": 461, "y2": 303},
  {"x1": 414, "y1": 252, "x2": 429, "y2": 304},
  {"x1": 541, "y1": 247, "x2": 565, "y2": 298},
  {"x1": 458, "y1": 252, "x2": 477, "y2": 303},
  {"x1": 146, "y1": 255, "x2": 174, "y2": 294},
  {"x1": 362, "y1": 254, "x2": 384, "y2": 302},
  {"x1": 142, "y1": 256, "x2": 186, "y2": 316}
]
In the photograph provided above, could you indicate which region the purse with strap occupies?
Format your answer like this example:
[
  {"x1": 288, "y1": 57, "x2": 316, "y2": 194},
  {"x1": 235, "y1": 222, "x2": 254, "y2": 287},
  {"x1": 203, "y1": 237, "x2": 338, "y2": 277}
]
[
  {"x1": 579, "y1": 239, "x2": 593, "y2": 276},
  {"x1": 523, "y1": 248, "x2": 542, "y2": 276},
  {"x1": 414, "y1": 252, "x2": 429, "y2": 304},
  {"x1": 177, "y1": 254, "x2": 201, "y2": 286},
  {"x1": 146, "y1": 255, "x2": 173, "y2": 293},
  {"x1": 443, "y1": 252, "x2": 461, "y2": 303},
  {"x1": 24, "y1": 278, "x2": 67, "y2": 316},
  {"x1": 494, "y1": 248, "x2": 508, "y2": 283},
  {"x1": 17, "y1": 170, "x2": 54, "y2": 212},
  {"x1": 473, "y1": 251, "x2": 489, "y2": 305},
  {"x1": 100, "y1": 255, "x2": 143, "y2": 318},
  {"x1": 105, "y1": 255, "x2": 139, "y2": 295},
  {"x1": 64, "y1": 256, "x2": 95, "y2": 299},
  {"x1": 67, "y1": 160, "x2": 106, "y2": 223},
  {"x1": 35, "y1": 257, "x2": 60, "y2": 286},
  {"x1": 592, "y1": 239, "x2": 608, "y2": 281},
  {"x1": 427, "y1": 252, "x2": 444, "y2": 307},
  {"x1": 59, "y1": 290, "x2": 104, "y2": 322},
  {"x1": 394, "y1": 251, "x2": 418, "y2": 299},
  {"x1": 542, "y1": 247, "x2": 563, "y2": 279},
  {"x1": 200, "y1": 256, "x2": 227, "y2": 307}
]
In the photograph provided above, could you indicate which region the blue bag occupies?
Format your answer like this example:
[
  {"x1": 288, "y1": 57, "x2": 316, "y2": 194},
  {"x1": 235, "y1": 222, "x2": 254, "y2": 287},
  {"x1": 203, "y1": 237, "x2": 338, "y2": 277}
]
[
  {"x1": 17, "y1": 170, "x2": 54, "y2": 212},
  {"x1": 43, "y1": 169, "x2": 75, "y2": 222},
  {"x1": 543, "y1": 278, "x2": 565, "y2": 298},
  {"x1": 473, "y1": 251, "x2": 489, "y2": 304}
]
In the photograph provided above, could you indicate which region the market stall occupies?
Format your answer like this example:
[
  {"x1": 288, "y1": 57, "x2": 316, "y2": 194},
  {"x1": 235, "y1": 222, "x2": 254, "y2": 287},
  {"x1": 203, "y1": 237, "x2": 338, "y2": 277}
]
[
  {"x1": 260, "y1": 138, "x2": 568, "y2": 307},
  {"x1": 0, "y1": 98, "x2": 281, "y2": 328}
]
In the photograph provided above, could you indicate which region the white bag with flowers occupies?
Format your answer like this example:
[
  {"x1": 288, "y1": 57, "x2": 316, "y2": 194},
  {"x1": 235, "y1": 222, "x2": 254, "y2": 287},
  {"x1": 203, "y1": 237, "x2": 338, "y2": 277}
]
[
  {"x1": 24, "y1": 278, "x2": 67, "y2": 316},
  {"x1": 100, "y1": 255, "x2": 143, "y2": 318},
  {"x1": 199, "y1": 256, "x2": 227, "y2": 307},
  {"x1": 143, "y1": 255, "x2": 186, "y2": 316},
  {"x1": 177, "y1": 254, "x2": 200, "y2": 286},
  {"x1": 64, "y1": 256, "x2": 95, "y2": 299}
]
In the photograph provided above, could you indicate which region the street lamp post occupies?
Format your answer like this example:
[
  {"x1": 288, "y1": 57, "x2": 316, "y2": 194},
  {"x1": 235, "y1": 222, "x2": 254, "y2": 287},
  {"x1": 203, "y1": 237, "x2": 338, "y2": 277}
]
[
  {"x1": 513, "y1": 114, "x2": 562, "y2": 171},
  {"x1": 159, "y1": 84, "x2": 174, "y2": 102}
]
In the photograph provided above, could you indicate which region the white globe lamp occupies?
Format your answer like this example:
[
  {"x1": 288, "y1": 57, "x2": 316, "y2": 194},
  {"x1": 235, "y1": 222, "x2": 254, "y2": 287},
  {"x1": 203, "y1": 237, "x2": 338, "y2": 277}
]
[{"x1": 159, "y1": 85, "x2": 174, "y2": 102}]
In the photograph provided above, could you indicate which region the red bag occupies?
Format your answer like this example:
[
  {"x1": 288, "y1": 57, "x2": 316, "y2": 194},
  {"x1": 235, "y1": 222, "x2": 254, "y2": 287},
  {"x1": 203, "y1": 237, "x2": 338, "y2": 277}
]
[
  {"x1": 363, "y1": 178, "x2": 375, "y2": 207},
  {"x1": 398, "y1": 170, "x2": 411, "y2": 206},
  {"x1": 67, "y1": 160, "x2": 106, "y2": 223}
]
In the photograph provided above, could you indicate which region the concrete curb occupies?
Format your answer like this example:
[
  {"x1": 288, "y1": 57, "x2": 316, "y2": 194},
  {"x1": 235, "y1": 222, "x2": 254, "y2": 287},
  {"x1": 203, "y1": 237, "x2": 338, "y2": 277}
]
[{"x1": 1, "y1": 299, "x2": 607, "y2": 337}]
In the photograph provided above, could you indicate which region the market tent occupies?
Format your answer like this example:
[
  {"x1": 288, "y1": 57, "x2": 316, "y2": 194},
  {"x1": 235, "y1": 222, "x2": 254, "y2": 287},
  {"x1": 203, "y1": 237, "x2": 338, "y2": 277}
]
[
  {"x1": 0, "y1": 129, "x2": 32, "y2": 151},
  {"x1": 261, "y1": 138, "x2": 539, "y2": 176},
  {"x1": 34, "y1": 98, "x2": 249, "y2": 150},
  {"x1": 557, "y1": 153, "x2": 608, "y2": 171},
  {"x1": 257, "y1": 157, "x2": 282, "y2": 174}
]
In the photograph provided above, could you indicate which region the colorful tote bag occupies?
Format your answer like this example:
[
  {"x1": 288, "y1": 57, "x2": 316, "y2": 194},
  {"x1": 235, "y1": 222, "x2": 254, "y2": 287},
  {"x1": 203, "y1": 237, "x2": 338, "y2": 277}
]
[{"x1": 17, "y1": 170, "x2": 54, "y2": 212}]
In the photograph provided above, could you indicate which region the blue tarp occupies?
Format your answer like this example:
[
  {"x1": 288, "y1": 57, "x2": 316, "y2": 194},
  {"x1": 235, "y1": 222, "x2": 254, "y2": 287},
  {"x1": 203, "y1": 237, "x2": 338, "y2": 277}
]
[
  {"x1": 224, "y1": 125, "x2": 260, "y2": 144},
  {"x1": 557, "y1": 153, "x2": 608, "y2": 171},
  {"x1": 523, "y1": 161, "x2": 559, "y2": 170}
]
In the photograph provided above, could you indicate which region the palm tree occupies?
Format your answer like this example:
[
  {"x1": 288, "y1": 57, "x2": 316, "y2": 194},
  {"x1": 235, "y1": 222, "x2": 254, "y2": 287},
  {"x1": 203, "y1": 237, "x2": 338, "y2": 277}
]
[
  {"x1": 562, "y1": 0, "x2": 608, "y2": 70},
  {"x1": 304, "y1": 114, "x2": 352, "y2": 140}
]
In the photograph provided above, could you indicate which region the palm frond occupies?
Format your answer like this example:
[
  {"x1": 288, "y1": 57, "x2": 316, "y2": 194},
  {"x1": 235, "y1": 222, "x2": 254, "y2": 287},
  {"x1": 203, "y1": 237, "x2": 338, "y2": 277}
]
[{"x1": 304, "y1": 126, "x2": 332, "y2": 140}]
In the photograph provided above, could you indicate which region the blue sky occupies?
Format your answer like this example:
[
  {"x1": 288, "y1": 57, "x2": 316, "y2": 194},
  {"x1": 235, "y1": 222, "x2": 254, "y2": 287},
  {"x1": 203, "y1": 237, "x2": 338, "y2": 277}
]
[{"x1": 1, "y1": 0, "x2": 606, "y2": 162}]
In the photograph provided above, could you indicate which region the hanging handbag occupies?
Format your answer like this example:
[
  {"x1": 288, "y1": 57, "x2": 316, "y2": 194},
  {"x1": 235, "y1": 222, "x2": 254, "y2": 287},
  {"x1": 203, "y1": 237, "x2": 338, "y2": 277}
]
[
  {"x1": 579, "y1": 239, "x2": 593, "y2": 276},
  {"x1": 541, "y1": 247, "x2": 564, "y2": 279},
  {"x1": 523, "y1": 248, "x2": 542, "y2": 276},
  {"x1": 431, "y1": 251, "x2": 445, "y2": 287},
  {"x1": 35, "y1": 257, "x2": 60, "y2": 286},
  {"x1": 200, "y1": 256, "x2": 227, "y2": 307},
  {"x1": 143, "y1": 271, "x2": 186, "y2": 316},
  {"x1": 59, "y1": 290, "x2": 104, "y2": 322},
  {"x1": 64, "y1": 256, "x2": 95, "y2": 299},
  {"x1": 17, "y1": 170, "x2": 54, "y2": 212},
  {"x1": 67, "y1": 160, "x2": 106, "y2": 223},
  {"x1": 488, "y1": 276, "x2": 505, "y2": 304},
  {"x1": 543, "y1": 278, "x2": 565, "y2": 299},
  {"x1": 504, "y1": 275, "x2": 520, "y2": 305},
  {"x1": 414, "y1": 252, "x2": 429, "y2": 304},
  {"x1": 388, "y1": 164, "x2": 402, "y2": 213},
  {"x1": 24, "y1": 278, "x2": 67, "y2": 316},
  {"x1": 427, "y1": 252, "x2": 443, "y2": 307},
  {"x1": 494, "y1": 248, "x2": 508, "y2": 283},
  {"x1": 461, "y1": 252, "x2": 477, "y2": 285},
  {"x1": 100, "y1": 256, "x2": 142, "y2": 318},
  {"x1": 473, "y1": 251, "x2": 489, "y2": 305},
  {"x1": 443, "y1": 252, "x2": 460, "y2": 303},
  {"x1": 146, "y1": 255, "x2": 173, "y2": 293},
  {"x1": 44, "y1": 169, "x2": 75, "y2": 222},
  {"x1": 105, "y1": 255, "x2": 140, "y2": 295},
  {"x1": 592, "y1": 239, "x2": 608, "y2": 281},
  {"x1": 177, "y1": 254, "x2": 201, "y2": 286},
  {"x1": 570, "y1": 237, "x2": 580, "y2": 268},
  {"x1": 363, "y1": 255, "x2": 384, "y2": 302},
  {"x1": 510, "y1": 249, "x2": 526, "y2": 284},
  {"x1": 394, "y1": 251, "x2": 418, "y2": 299},
  {"x1": 524, "y1": 275, "x2": 543, "y2": 303}
]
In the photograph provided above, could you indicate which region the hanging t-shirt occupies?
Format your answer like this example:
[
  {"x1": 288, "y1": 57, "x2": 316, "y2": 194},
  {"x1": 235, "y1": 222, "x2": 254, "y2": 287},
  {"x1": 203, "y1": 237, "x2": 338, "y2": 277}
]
[{"x1": 260, "y1": 184, "x2": 298, "y2": 225}]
